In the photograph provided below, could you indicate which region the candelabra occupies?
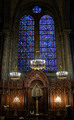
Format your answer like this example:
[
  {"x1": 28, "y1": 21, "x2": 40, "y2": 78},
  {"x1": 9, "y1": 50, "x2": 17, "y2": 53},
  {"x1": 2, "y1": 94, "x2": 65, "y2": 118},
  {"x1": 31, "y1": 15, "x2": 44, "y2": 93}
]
[
  {"x1": 13, "y1": 96, "x2": 20, "y2": 116},
  {"x1": 55, "y1": 96, "x2": 62, "y2": 116}
]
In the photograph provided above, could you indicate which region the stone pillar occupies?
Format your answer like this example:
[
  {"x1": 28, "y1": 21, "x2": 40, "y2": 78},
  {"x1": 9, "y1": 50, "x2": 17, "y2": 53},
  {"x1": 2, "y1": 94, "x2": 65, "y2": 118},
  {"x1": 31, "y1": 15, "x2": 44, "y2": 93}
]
[
  {"x1": 1, "y1": 0, "x2": 11, "y2": 81},
  {"x1": 55, "y1": 32, "x2": 65, "y2": 71},
  {"x1": 63, "y1": 29, "x2": 72, "y2": 77},
  {"x1": 0, "y1": 32, "x2": 3, "y2": 80},
  {"x1": 34, "y1": 19, "x2": 40, "y2": 58},
  {"x1": 2, "y1": 29, "x2": 10, "y2": 80},
  {"x1": 59, "y1": 32, "x2": 65, "y2": 69}
]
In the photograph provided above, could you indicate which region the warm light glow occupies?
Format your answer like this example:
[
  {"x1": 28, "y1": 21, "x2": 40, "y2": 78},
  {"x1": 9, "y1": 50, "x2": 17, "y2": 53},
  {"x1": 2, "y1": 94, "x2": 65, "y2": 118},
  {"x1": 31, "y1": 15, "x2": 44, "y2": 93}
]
[
  {"x1": 56, "y1": 71, "x2": 68, "y2": 79},
  {"x1": 13, "y1": 96, "x2": 20, "y2": 103},
  {"x1": 9, "y1": 72, "x2": 21, "y2": 80},
  {"x1": 56, "y1": 65, "x2": 68, "y2": 79},
  {"x1": 30, "y1": 59, "x2": 45, "y2": 70},
  {"x1": 55, "y1": 96, "x2": 62, "y2": 103},
  {"x1": 10, "y1": 72, "x2": 21, "y2": 76}
]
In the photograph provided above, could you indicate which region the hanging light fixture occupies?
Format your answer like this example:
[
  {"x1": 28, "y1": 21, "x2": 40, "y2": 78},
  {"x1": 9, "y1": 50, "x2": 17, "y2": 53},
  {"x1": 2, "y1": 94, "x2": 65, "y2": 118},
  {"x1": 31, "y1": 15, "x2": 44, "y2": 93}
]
[
  {"x1": 30, "y1": 59, "x2": 45, "y2": 70},
  {"x1": 9, "y1": 66, "x2": 21, "y2": 80},
  {"x1": 31, "y1": 2, "x2": 45, "y2": 70},
  {"x1": 30, "y1": 51, "x2": 45, "y2": 70},
  {"x1": 56, "y1": 65, "x2": 68, "y2": 79}
]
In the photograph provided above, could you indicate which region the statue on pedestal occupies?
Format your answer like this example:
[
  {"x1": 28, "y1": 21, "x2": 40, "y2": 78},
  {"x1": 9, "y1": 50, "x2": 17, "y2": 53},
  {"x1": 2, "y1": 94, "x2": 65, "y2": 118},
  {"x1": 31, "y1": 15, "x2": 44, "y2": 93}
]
[{"x1": 32, "y1": 83, "x2": 42, "y2": 115}]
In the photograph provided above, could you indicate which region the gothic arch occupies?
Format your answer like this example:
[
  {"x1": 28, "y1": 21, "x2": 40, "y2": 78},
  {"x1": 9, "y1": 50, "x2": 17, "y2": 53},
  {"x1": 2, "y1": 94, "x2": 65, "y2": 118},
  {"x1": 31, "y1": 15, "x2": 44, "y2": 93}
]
[
  {"x1": 9, "y1": 0, "x2": 65, "y2": 78},
  {"x1": 25, "y1": 70, "x2": 49, "y2": 87},
  {"x1": 12, "y1": 0, "x2": 62, "y2": 32}
]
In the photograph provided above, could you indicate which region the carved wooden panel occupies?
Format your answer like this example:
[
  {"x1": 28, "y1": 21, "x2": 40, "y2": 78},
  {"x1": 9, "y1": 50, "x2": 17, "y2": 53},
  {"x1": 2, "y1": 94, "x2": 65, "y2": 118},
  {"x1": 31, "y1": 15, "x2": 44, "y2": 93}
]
[
  {"x1": 0, "y1": 76, "x2": 73, "y2": 112},
  {"x1": 27, "y1": 80, "x2": 48, "y2": 114},
  {"x1": 49, "y1": 79, "x2": 72, "y2": 110}
]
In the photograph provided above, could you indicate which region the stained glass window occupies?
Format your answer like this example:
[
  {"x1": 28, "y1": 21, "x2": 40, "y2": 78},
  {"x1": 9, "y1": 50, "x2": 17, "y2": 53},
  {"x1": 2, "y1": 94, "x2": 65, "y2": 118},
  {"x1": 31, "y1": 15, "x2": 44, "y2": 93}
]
[
  {"x1": 39, "y1": 15, "x2": 57, "y2": 71},
  {"x1": 18, "y1": 15, "x2": 34, "y2": 71},
  {"x1": 32, "y1": 6, "x2": 41, "y2": 13}
]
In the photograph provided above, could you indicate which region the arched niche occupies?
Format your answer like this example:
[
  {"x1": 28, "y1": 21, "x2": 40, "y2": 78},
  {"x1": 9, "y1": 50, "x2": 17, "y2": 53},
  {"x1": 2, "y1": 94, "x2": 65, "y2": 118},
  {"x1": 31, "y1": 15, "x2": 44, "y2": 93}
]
[
  {"x1": 24, "y1": 70, "x2": 49, "y2": 88},
  {"x1": 24, "y1": 70, "x2": 49, "y2": 113}
]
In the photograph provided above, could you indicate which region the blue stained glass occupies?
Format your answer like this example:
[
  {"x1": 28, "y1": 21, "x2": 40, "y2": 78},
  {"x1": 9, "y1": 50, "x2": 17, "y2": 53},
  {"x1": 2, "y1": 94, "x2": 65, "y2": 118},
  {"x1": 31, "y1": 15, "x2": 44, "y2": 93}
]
[
  {"x1": 40, "y1": 25, "x2": 54, "y2": 31},
  {"x1": 19, "y1": 36, "x2": 34, "y2": 42},
  {"x1": 32, "y1": 6, "x2": 41, "y2": 13},
  {"x1": 18, "y1": 15, "x2": 34, "y2": 71},
  {"x1": 40, "y1": 30, "x2": 54, "y2": 35},
  {"x1": 40, "y1": 48, "x2": 56, "y2": 53},
  {"x1": 39, "y1": 15, "x2": 57, "y2": 71},
  {"x1": 19, "y1": 31, "x2": 34, "y2": 35},
  {"x1": 19, "y1": 26, "x2": 34, "y2": 31}
]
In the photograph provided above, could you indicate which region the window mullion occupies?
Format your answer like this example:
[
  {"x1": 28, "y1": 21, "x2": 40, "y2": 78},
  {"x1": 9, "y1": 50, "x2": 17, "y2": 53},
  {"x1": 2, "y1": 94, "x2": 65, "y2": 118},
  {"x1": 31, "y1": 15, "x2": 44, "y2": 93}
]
[{"x1": 34, "y1": 19, "x2": 40, "y2": 59}]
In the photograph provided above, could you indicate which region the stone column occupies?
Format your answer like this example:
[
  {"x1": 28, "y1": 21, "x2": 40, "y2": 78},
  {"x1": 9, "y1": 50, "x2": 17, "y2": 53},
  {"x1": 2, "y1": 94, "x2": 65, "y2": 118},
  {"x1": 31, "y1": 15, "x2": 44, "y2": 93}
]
[
  {"x1": 55, "y1": 32, "x2": 65, "y2": 71},
  {"x1": 1, "y1": 0, "x2": 11, "y2": 81},
  {"x1": 63, "y1": 29, "x2": 72, "y2": 77},
  {"x1": 0, "y1": 32, "x2": 3, "y2": 80},
  {"x1": 34, "y1": 18, "x2": 40, "y2": 58},
  {"x1": 2, "y1": 29, "x2": 11, "y2": 80}
]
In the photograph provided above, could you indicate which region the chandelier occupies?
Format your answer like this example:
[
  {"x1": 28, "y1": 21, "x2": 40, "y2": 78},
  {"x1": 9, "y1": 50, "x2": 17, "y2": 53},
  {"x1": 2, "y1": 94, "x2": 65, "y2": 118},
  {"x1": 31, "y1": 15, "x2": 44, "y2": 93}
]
[
  {"x1": 30, "y1": 59, "x2": 45, "y2": 70},
  {"x1": 9, "y1": 66, "x2": 21, "y2": 80},
  {"x1": 56, "y1": 65, "x2": 68, "y2": 79},
  {"x1": 30, "y1": 51, "x2": 45, "y2": 70}
]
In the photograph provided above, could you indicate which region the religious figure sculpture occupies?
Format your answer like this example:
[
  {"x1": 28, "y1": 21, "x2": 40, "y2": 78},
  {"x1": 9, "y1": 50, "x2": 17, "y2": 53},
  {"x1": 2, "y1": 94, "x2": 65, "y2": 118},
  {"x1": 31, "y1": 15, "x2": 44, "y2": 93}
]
[
  {"x1": 32, "y1": 83, "x2": 42, "y2": 97},
  {"x1": 32, "y1": 83, "x2": 42, "y2": 115}
]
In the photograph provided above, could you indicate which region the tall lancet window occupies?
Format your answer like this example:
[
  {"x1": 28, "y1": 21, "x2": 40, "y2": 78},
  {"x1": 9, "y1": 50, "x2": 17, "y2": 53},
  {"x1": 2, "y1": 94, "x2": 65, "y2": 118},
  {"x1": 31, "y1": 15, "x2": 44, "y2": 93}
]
[
  {"x1": 18, "y1": 15, "x2": 34, "y2": 71},
  {"x1": 39, "y1": 15, "x2": 57, "y2": 71}
]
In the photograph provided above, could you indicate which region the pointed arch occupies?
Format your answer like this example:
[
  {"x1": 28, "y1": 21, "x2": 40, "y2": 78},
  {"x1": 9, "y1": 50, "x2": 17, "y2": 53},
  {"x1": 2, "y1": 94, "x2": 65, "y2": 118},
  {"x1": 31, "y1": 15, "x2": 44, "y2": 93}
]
[
  {"x1": 25, "y1": 70, "x2": 49, "y2": 87},
  {"x1": 39, "y1": 14, "x2": 57, "y2": 71},
  {"x1": 18, "y1": 15, "x2": 34, "y2": 71}
]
